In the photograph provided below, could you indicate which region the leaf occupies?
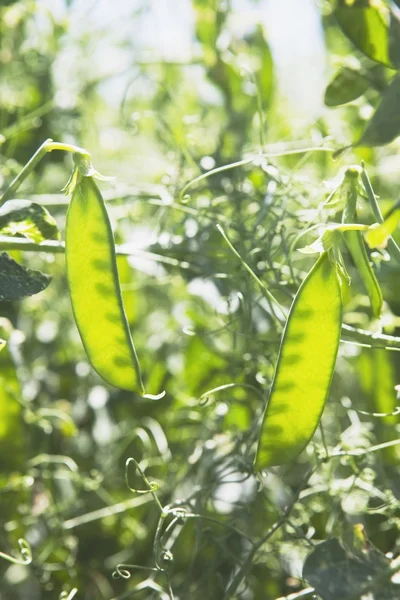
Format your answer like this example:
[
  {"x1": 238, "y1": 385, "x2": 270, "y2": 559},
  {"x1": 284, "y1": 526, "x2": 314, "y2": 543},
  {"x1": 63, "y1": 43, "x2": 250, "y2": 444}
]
[
  {"x1": 0, "y1": 200, "x2": 60, "y2": 243},
  {"x1": 0, "y1": 252, "x2": 52, "y2": 301},
  {"x1": 365, "y1": 201, "x2": 400, "y2": 248},
  {"x1": 334, "y1": 0, "x2": 393, "y2": 68},
  {"x1": 324, "y1": 67, "x2": 370, "y2": 106},
  {"x1": 357, "y1": 74, "x2": 400, "y2": 147},
  {"x1": 389, "y1": 11, "x2": 400, "y2": 68},
  {"x1": 335, "y1": 73, "x2": 400, "y2": 157},
  {"x1": 303, "y1": 537, "x2": 400, "y2": 600}
]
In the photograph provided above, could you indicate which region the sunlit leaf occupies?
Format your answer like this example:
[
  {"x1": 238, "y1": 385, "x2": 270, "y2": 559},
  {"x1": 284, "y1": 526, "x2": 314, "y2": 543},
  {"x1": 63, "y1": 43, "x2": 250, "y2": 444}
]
[
  {"x1": 365, "y1": 201, "x2": 400, "y2": 248},
  {"x1": 0, "y1": 200, "x2": 60, "y2": 243},
  {"x1": 334, "y1": 0, "x2": 393, "y2": 67}
]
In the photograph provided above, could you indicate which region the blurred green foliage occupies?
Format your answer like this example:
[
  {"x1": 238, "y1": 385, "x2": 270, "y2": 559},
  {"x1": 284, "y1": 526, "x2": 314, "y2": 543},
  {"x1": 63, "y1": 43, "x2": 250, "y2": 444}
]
[{"x1": 0, "y1": 1, "x2": 400, "y2": 599}]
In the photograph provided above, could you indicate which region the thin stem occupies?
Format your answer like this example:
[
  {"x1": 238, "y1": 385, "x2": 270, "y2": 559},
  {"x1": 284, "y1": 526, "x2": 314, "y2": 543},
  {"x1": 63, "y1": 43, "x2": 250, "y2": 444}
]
[
  {"x1": 341, "y1": 323, "x2": 400, "y2": 352},
  {"x1": 0, "y1": 139, "x2": 90, "y2": 208},
  {"x1": 223, "y1": 468, "x2": 316, "y2": 599},
  {"x1": 0, "y1": 235, "x2": 199, "y2": 271},
  {"x1": 273, "y1": 587, "x2": 315, "y2": 600},
  {"x1": 59, "y1": 589, "x2": 78, "y2": 600},
  {"x1": 179, "y1": 145, "x2": 334, "y2": 201},
  {"x1": 199, "y1": 382, "x2": 265, "y2": 405},
  {"x1": 330, "y1": 438, "x2": 400, "y2": 458},
  {"x1": 63, "y1": 494, "x2": 151, "y2": 530},
  {"x1": 179, "y1": 157, "x2": 254, "y2": 201},
  {"x1": 223, "y1": 513, "x2": 289, "y2": 599},
  {"x1": 216, "y1": 224, "x2": 285, "y2": 324},
  {"x1": 0, "y1": 139, "x2": 54, "y2": 206}
]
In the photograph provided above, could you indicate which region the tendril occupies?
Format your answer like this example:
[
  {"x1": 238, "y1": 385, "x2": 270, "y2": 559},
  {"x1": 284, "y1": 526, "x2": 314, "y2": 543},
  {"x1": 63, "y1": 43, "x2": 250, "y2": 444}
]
[
  {"x1": 112, "y1": 563, "x2": 157, "y2": 580},
  {"x1": 125, "y1": 457, "x2": 164, "y2": 513},
  {"x1": 0, "y1": 538, "x2": 32, "y2": 566}
]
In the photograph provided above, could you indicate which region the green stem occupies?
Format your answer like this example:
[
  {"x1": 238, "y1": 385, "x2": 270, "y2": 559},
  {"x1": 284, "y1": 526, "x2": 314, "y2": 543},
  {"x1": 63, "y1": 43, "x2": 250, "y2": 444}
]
[
  {"x1": 0, "y1": 138, "x2": 90, "y2": 208},
  {"x1": 341, "y1": 324, "x2": 400, "y2": 352},
  {"x1": 216, "y1": 224, "x2": 285, "y2": 325},
  {"x1": 273, "y1": 588, "x2": 316, "y2": 600},
  {"x1": 0, "y1": 235, "x2": 198, "y2": 271},
  {"x1": 179, "y1": 145, "x2": 334, "y2": 201},
  {"x1": 330, "y1": 438, "x2": 400, "y2": 458}
]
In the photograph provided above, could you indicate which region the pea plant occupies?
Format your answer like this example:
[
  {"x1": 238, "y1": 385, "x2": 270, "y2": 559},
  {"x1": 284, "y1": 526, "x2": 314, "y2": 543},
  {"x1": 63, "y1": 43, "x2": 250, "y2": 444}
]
[{"x1": 1, "y1": 1, "x2": 400, "y2": 600}]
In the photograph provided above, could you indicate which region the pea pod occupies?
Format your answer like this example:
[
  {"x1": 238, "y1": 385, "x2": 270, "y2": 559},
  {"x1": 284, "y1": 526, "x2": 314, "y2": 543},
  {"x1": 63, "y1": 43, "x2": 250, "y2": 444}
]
[
  {"x1": 341, "y1": 168, "x2": 383, "y2": 319},
  {"x1": 254, "y1": 252, "x2": 342, "y2": 469},
  {"x1": 65, "y1": 175, "x2": 144, "y2": 394}
]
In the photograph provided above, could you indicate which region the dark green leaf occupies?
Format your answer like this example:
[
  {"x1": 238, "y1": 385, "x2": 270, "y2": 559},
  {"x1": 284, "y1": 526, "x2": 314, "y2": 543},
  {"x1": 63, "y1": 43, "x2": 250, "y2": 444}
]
[
  {"x1": 303, "y1": 537, "x2": 399, "y2": 600},
  {"x1": 324, "y1": 67, "x2": 369, "y2": 106},
  {"x1": 389, "y1": 11, "x2": 400, "y2": 68},
  {"x1": 335, "y1": 0, "x2": 393, "y2": 67},
  {"x1": 0, "y1": 200, "x2": 60, "y2": 243},
  {"x1": 357, "y1": 73, "x2": 400, "y2": 146},
  {"x1": 0, "y1": 252, "x2": 52, "y2": 301}
]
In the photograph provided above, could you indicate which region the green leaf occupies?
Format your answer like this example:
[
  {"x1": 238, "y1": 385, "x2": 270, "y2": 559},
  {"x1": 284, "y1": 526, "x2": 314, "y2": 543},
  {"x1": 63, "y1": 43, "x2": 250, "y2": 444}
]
[
  {"x1": 0, "y1": 252, "x2": 52, "y2": 301},
  {"x1": 334, "y1": 0, "x2": 393, "y2": 68},
  {"x1": 357, "y1": 73, "x2": 400, "y2": 147},
  {"x1": 0, "y1": 200, "x2": 60, "y2": 243},
  {"x1": 324, "y1": 66, "x2": 370, "y2": 106},
  {"x1": 334, "y1": 73, "x2": 400, "y2": 156},
  {"x1": 389, "y1": 11, "x2": 400, "y2": 68},
  {"x1": 303, "y1": 536, "x2": 400, "y2": 600},
  {"x1": 365, "y1": 200, "x2": 400, "y2": 248}
]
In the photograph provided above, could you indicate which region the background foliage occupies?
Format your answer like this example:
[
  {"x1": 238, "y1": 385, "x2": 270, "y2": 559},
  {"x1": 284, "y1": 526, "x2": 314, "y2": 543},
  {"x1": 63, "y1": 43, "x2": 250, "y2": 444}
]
[{"x1": 1, "y1": 1, "x2": 400, "y2": 599}]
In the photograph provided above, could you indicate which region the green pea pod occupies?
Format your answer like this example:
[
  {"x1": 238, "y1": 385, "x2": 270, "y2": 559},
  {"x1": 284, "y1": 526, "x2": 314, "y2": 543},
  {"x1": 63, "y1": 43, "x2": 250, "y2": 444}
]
[
  {"x1": 66, "y1": 175, "x2": 144, "y2": 394},
  {"x1": 254, "y1": 252, "x2": 342, "y2": 469},
  {"x1": 341, "y1": 168, "x2": 383, "y2": 319}
]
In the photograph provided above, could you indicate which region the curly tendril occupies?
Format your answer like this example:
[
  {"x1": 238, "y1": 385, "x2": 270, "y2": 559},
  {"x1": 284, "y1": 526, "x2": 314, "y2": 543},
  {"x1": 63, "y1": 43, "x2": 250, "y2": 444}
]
[
  {"x1": 125, "y1": 457, "x2": 164, "y2": 513},
  {"x1": 112, "y1": 563, "x2": 157, "y2": 580},
  {"x1": 0, "y1": 538, "x2": 32, "y2": 566}
]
